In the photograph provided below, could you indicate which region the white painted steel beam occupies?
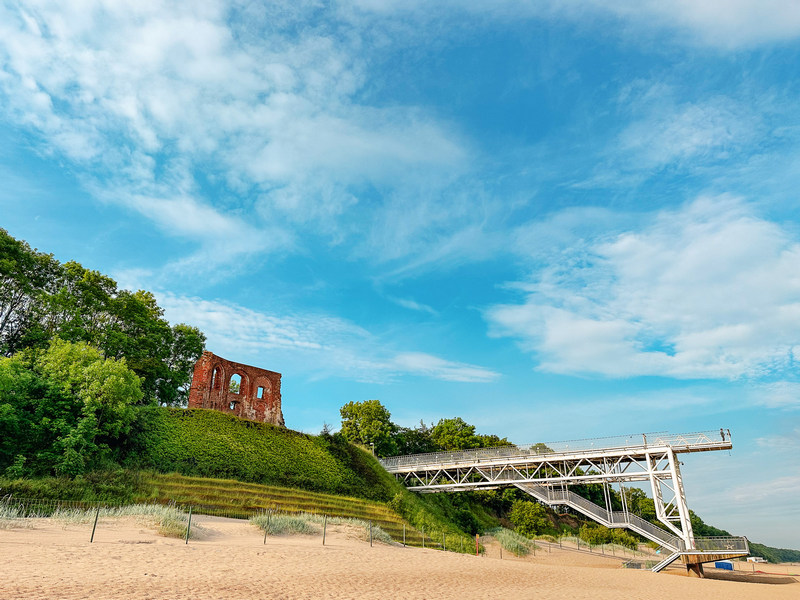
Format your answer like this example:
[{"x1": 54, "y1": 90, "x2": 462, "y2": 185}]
[{"x1": 381, "y1": 430, "x2": 745, "y2": 558}]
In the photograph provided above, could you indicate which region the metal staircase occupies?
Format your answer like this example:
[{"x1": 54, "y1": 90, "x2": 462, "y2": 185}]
[
  {"x1": 514, "y1": 483, "x2": 683, "y2": 552},
  {"x1": 650, "y1": 552, "x2": 682, "y2": 573},
  {"x1": 381, "y1": 430, "x2": 749, "y2": 573}
]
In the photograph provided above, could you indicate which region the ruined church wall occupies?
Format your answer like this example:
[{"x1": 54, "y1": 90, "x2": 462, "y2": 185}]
[{"x1": 188, "y1": 351, "x2": 284, "y2": 427}]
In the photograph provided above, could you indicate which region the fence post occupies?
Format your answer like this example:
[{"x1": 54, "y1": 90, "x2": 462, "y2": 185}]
[
  {"x1": 475, "y1": 534, "x2": 479, "y2": 556},
  {"x1": 422, "y1": 527, "x2": 425, "y2": 548},
  {"x1": 369, "y1": 521, "x2": 373, "y2": 547},
  {"x1": 322, "y1": 514, "x2": 327, "y2": 546},
  {"x1": 185, "y1": 506, "x2": 193, "y2": 545},
  {"x1": 403, "y1": 524, "x2": 406, "y2": 547},
  {"x1": 90, "y1": 505, "x2": 100, "y2": 543}
]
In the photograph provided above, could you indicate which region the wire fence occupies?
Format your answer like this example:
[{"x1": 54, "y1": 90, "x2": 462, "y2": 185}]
[
  {"x1": 0, "y1": 495, "x2": 696, "y2": 565},
  {"x1": 0, "y1": 495, "x2": 478, "y2": 554}
]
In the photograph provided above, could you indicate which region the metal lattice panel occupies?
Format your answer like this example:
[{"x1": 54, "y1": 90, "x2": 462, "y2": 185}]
[{"x1": 380, "y1": 430, "x2": 747, "y2": 560}]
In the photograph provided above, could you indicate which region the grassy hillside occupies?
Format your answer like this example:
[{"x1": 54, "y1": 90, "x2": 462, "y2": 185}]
[
  {"x1": 124, "y1": 407, "x2": 392, "y2": 500},
  {"x1": 1, "y1": 407, "x2": 494, "y2": 550},
  {"x1": 136, "y1": 472, "x2": 430, "y2": 545}
]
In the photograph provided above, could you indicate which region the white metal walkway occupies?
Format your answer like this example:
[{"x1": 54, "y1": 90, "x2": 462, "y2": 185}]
[{"x1": 380, "y1": 430, "x2": 749, "y2": 572}]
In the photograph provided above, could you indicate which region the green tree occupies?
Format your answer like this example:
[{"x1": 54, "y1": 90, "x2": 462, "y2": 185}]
[
  {"x1": 430, "y1": 417, "x2": 480, "y2": 451},
  {"x1": 0, "y1": 229, "x2": 205, "y2": 405},
  {"x1": 339, "y1": 399, "x2": 397, "y2": 456},
  {"x1": 158, "y1": 323, "x2": 206, "y2": 406},
  {"x1": 394, "y1": 420, "x2": 437, "y2": 455},
  {"x1": 623, "y1": 487, "x2": 657, "y2": 522},
  {"x1": 475, "y1": 433, "x2": 513, "y2": 447},
  {"x1": 0, "y1": 229, "x2": 59, "y2": 355},
  {"x1": 509, "y1": 499, "x2": 549, "y2": 537},
  {"x1": 43, "y1": 261, "x2": 117, "y2": 344},
  {"x1": 0, "y1": 339, "x2": 144, "y2": 476}
]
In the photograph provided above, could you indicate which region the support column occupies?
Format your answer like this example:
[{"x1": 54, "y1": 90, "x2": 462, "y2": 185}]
[
  {"x1": 667, "y1": 449, "x2": 695, "y2": 550},
  {"x1": 647, "y1": 452, "x2": 685, "y2": 541}
]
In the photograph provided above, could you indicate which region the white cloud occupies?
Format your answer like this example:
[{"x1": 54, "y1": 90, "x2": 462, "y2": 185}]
[
  {"x1": 729, "y1": 474, "x2": 800, "y2": 508},
  {"x1": 617, "y1": 96, "x2": 760, "y2": 170},
  {"x1": 486, "y1": 197, "x2": 800, "y2": 380},
  {"x1": 592, "y1": 0, "x2": 800, "y2": 49},
  {"x1": 392, "y1": 352, "x2": 499, "y2": 383},
  {"x1": 351, "y1": 0, "x2": 800, "y2": 49},
  {"x1": 158, "y1": 293, "x2": 499, "y2": 384},
  {"x1": 0, "y1": 0, "x2": 468, "y2": 270},
  {"x1": 756, "y1": 426, "x2": 800, "y2": 448},
  {"x1": 388, "y1": 297, "x2": 438, "y2": 316},
  {"x1": 752, "y1": 382, "x2": 800, "y2": 409}
]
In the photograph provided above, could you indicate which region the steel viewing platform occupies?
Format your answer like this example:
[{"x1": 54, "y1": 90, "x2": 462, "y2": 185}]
[{"x1": 380, "y1": 430, "x2": 749, "y2": 575}]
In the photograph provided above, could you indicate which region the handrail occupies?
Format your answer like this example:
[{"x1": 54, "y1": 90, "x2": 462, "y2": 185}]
[
  {"x1": 514, "y1": 484, "x2": 745, "y2": 555},
  {"x1": 515, "y1": 484, "x2": 682, "y2": 551},
  {"x1": 380, "y1": 430, "x2": 731, "y2": 470},
  {"x1": 693, "y1": 536, "x2": 749, "y2": 553}
]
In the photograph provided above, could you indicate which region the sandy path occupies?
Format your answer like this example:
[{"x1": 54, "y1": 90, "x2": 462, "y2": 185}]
[{"x1": 0, "y1": 517, "x2": 796, "y2": 600}]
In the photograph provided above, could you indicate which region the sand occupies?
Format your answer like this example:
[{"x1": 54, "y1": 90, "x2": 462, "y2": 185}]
[{"x1": 1, "y1": 516, "x2": 796, "y2": 600}]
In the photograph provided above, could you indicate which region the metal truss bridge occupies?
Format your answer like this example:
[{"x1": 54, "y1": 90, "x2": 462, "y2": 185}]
[{"x1": 380, "y1": 430, "x2": 749, "y2": 574}]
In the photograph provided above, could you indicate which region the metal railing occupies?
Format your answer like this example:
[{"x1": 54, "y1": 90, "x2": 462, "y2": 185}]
[
  {"x1": 0, "y1": 496, "x2": 114, "y2": 518},
  {"x1": 617, "y1": 513, "x2": 683, "y2": 551},
  {"x1": 693, "y1": 536, "x2": 749, "y2": 553},
  {"x1": 380, "y1": 430, "x2": 730, "y2": 470},
  {"x1": 516, "y1": 484, "x2": 682, "y2": 551},
  {"x1": 565, "y1": 491, "x2": 610, "y2": 523}
]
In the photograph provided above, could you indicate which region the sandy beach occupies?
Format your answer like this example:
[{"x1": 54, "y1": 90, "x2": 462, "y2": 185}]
[{"x1": 1, "y1": 516, "x2": 796, "y2": 600}]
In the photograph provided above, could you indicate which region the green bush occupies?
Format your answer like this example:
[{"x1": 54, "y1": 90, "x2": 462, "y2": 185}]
[
  {"x1": 578, "y1": 523, "x2": 639, "y2": 550},
  {"x1": 509, "y1": 499, "x2": 548, "y2": 537},
  {"x1": 0, "y1": 470, "x2": 140, "y2": 503},
  {"x1": 453, "y1": 507, "x2": 481, "y2": 535}
]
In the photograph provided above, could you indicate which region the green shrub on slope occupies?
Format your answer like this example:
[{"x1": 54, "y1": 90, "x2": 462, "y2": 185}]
[{"x1": 126, "y1": 408, "x2": 390, "y2": 500}]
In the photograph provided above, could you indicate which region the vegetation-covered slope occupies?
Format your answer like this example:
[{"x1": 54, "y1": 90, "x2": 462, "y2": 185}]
[{"x1": 126, "y1": 407, "x2": 393, "y2": 501}]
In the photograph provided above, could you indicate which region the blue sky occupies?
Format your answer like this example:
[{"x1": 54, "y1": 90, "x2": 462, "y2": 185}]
[{"x1": 1, "y1": 1, "x2": 799, "y2": 548}]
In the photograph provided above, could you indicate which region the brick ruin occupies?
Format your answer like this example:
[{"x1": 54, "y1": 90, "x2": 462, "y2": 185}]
[{"x1": 187, "y1": 351, "x2": 285, "y2": 426}]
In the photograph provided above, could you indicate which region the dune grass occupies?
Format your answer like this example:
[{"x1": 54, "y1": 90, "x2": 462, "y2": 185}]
[
  {"x1": 0, "y1": 498, "x2": 206, "y2": 539},
  {"x1": 249, "y1": 511, "x2": 394, "y2": 544},
  {"x1": 487, "y1": 527, "x2": 538, "y2": 557}
]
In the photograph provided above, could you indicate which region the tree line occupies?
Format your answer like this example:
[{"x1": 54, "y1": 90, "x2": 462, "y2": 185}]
[
  {"x1": 0, "y1": 228, "x2": 205, "y2": 405},
  {"x1": 335, "y1": 399, "x2": 734, "y2": 547},
  {"x1": 0, "y1": 228, "x2": 205, "y2": 477},
  {"x1": 337, "y1": 399, "x2": 512, "y2": 457}
]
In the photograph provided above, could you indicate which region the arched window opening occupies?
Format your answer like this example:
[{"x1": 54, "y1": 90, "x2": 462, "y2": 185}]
[
  {"x1": 229, "y1": 373, "x2": 242, "y2": 394},
  {"x1": 229, "y1": 401, "x2": 237, "y2": 410},
  {"x1": 257, "y1": 386, "x2": 265, "y2": 399},
  {"x1": 211, "y1": 366, "x2": 222, "y2": 390}
]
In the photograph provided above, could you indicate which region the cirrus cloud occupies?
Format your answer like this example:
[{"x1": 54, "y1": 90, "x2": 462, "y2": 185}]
[
  {"x1": 487, "y1": 196, "x2": 800, "y2": 380},
  {"x1": 158, "y1": 292, "x2": 499, "y2": 384}
]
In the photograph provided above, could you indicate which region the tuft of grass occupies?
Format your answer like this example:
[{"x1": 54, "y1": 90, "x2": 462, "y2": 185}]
[
  {"x1": 250, "y1": 512, "x2": 393, "y2": 544},
  {"x1": 0, "y1": 501, "x2": 34, "y2": 529},
  {"x1": 250, "y1": 513, "x2": 320, "y2": 536},
  {"x1": 488, "y1": 527, "x2": 538, "y2": 557},
  {"x1": 3, "y1": 501, "x2": 207, "y2": 539}
]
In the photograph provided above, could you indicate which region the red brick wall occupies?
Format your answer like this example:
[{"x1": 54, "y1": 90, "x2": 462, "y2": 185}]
[{"x1": 188, "y1": 351, "x2": 284, "y2": 426}]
